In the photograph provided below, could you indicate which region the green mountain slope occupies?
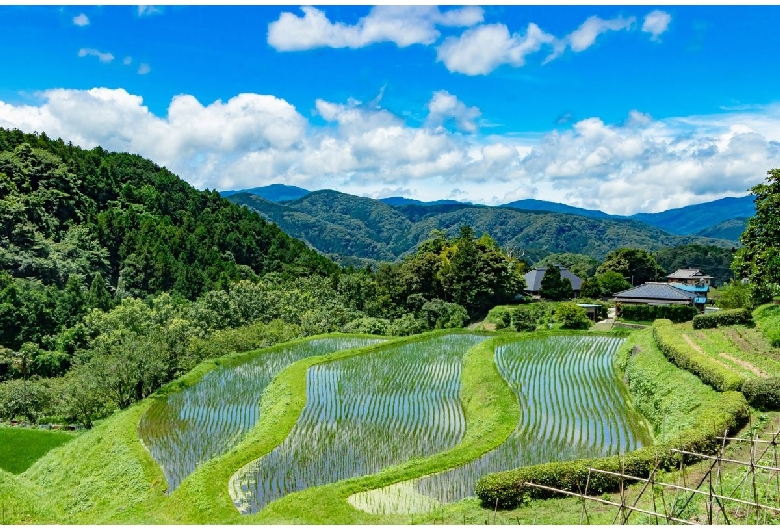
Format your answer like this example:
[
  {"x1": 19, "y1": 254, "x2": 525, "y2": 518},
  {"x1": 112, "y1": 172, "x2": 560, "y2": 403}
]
[
  {"x1": 502, "y1": 198, "x2": 613, "y2": 219},
  {"x1": 694, "y1": 217, "x2": 749, "y2": 242},
  {"x1": 0, "y1": 128, "x2": 337, "y2": 301},
  {"x1": 228, "y1": 190, "x2": 735, "y2": 264}
]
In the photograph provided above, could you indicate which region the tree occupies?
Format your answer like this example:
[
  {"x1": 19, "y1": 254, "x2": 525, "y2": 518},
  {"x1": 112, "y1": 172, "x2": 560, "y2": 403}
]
[
  {"x1": 717, "y1": 280, "x2": 752, "y2": 309},
  {"x1": 555, "y1": 302, "x2": 592, "y2": 330},
  {"x1": 539, "y1": 266, "x2": 573, "y2": 301},
  {"x1": 86, "y1": 272, "x2": 114, "y2": 312},
  {"x1": 596, "y1": 271, "x2": 632, "y2": 296},
  {"x1": 597, "y1": 248, "x2": 665, "y2": 285},
  {"x1": 732, "y1": 169, "x2": 780, "y2": 305},
  {"x1": 535, "y1": 253, "x2": 599, "y2": 279}
]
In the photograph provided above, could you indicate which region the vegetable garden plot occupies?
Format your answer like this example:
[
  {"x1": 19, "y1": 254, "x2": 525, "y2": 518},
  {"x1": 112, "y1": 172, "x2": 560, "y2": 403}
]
[
  {"x1": 351, "y1": 335, "x2": 649, "y2": 514},
  {"x1": 138, "y1": 337, "x2": 384, "y2": 493},
  {"x1": 229, "y1": 334, "x2": 489, "y2": 514}
]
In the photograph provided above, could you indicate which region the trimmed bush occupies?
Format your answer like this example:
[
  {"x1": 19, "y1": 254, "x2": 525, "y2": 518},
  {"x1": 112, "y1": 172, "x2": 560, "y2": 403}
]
[
  {"x1": 692, "y1": 308, "x2": 753, "y2": 329},
  {"x1": 619, "y1": 304, "x2": 698, "y2": 323},
  {"x1": 742, "y1": 377, "x2": 780, "y2": 411},
  {"x1": 653, "y1": 319, "x2": 745, "y2": 392},
  {"x1": 475, "y1": 390, "x2": 748, "y2": 508},
  {"x1": 554, "y1": 302, "x2": 591, "y2": 330}
]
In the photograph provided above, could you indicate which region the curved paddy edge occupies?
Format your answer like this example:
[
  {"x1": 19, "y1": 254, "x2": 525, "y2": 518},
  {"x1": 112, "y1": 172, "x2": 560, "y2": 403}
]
[{"x1": 244, "y1": 332, "x2": 520, "y2": 524}]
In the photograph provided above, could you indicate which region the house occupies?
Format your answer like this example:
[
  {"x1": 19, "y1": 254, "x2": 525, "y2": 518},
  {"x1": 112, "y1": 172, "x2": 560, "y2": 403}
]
[
  {"x1": 666, "y1": 268, "x2": 714, "y2": 287},
  {"x1": 523, "y1": 265, "x2": 582, "y2": 297},
  {"x1": 613, "y1": 282, "x2": 705, "y2": 310}
]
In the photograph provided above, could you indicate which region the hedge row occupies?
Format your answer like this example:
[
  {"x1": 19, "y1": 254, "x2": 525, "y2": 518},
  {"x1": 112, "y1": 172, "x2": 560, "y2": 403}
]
[
  {"x1": 692, "y1": 308, "x2": 753, "y2": 329},
  {"x1": 653, "y1": 319, "x2": 745, "y2": 392},
  {"x1": 741, "y1": 377, "x2": 780, "y2": 411},
  {"x1": 619, "y1": 304, "x2": 698, "y2": 323},
  {"x1": 475, "y1": 390, "x2": 748, "y2": 508}
]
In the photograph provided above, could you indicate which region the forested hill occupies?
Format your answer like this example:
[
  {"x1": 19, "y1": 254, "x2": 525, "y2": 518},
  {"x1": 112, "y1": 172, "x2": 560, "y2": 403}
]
[
  {"x1": 0, "y1": 128, "x2": 338, "y2": 300},
  {"x1": 228, "y1": 189, "x2": 735, "y2": 265}
]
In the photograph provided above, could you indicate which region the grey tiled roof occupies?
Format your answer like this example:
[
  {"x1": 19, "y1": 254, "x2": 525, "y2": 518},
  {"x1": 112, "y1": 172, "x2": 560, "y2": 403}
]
[
  {"x1": 524, "y1": 265, "x2": 582, "y2": 292},
  {"x1": 614, "y1": 282, "x2": 697, "y2": 302},
  {"x1": 667, "y1": 268, "x2": 713, "y2": 280}
]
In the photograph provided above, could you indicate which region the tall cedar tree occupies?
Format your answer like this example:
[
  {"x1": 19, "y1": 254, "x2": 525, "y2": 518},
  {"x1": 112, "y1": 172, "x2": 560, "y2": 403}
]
[{"x1": 539, "y1": 266, "x2": 574, "y2": 301}]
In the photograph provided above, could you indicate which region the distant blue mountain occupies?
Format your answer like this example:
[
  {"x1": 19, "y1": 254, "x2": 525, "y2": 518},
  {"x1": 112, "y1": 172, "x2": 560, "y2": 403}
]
[
  {"x1": 630, "y1": 195, "x2": 755, "y2": 236},
  {"x1": 379, "y1": 196, "x2": 470, "y2": 207},
  {"x1": 219, "y1": 184, "x2": 310, "y2": 202},
  {"x1": 501, "y1": 199, "x2": 613, "y2": 219}
]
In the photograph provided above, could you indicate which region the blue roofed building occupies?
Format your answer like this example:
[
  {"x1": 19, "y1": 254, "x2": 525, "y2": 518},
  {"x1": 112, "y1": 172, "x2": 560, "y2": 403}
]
[{"x1": 613, "y1": 282, "x2": 707, "y2": 311}]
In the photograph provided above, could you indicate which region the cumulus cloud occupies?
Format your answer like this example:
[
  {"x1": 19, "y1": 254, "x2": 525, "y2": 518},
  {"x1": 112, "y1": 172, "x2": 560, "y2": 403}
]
[
  {"x1": 642, "y1": 10, "x2": 672, "y2": 41},
  {"x1": 137, "y1": 63, "x2": 151, "y2": 75},
  {"x1": 77, "y1": 48, "x2": 114, "y2": 63},
  {"x1": 267, "y1": 5, "x2": 483, "y2": 51},
  {"x1": 73, "y1": 13, "x2": 89, "y2": 26},
  {"x1": 124, "y1": 56, "x2": 133, "y2": 66},
  {"x1": 436, "y1": 23, "x2": 554, "y2": 75},
  {"x1": 0, "y1": 88, "x2": 778, "y2": 214},
  {"x1": 426, "y1": 90, "x2": 481, "y2": 133}
]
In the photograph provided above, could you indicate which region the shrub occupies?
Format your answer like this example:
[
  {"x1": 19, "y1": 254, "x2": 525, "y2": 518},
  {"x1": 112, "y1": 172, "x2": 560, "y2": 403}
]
[
  {"x1": 692, "y1": 308, "x2": 753, "y2": 329},
  {"x1": 510, "y1": 307, "x2": 537, "y2": 332},
  {"x1": 387, "y1": 314, "x2": 428, "y2": 336},
  {"x1": 420, "y1": 299, "x2": 469, "y2": 329},
  {"x1": 487, "y1": 308, "x2": 512, "y2": 330},
  {"x1": 475, "y1": 391, "x2": 748, "y2": 508},
  {"x1": 554, "y1": 303, "x2": 591, "y2": 330},
  {"x1": 741, "y1": 377, "x2": 780, "y2": 411},
  {"x1": 619, "y1": 304, "x2": 698, "y2": 323},
  {"x1": 753, "y1": 304, "x2": 780, "y2": 347},
  {"x1": 341, "y1": 317, "x2": 390, "y2": 335},
  {"x1": 652, "y1": 319, "x2": 745, "y2": 392}
]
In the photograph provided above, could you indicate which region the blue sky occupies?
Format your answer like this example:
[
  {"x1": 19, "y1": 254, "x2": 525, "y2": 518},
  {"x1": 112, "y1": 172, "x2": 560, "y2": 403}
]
[{"x1": 1, "y1": 5, "x2": 779, "y2": 214}]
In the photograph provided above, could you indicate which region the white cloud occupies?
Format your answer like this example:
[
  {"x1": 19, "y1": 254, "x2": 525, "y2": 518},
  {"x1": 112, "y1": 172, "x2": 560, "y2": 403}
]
[
  {"x1": 267, "y1": 5, "x2": 483, "y2": 51},
  {"x1": 436, "y1": 23, "x2": 554, "y2": 75},
  {"x1": 426, "y1": 90, "x2": 481, "y2": 133},
  {"x1": 0, "y1": 88, "x2": 778, "y2": 214},
  {"x1": 642, "y1": 10, "x2": 672, "y2": 41},
  {"x1": 137, "y1": 63, "x2": 151, "y2": 75},
  {"x1": 568, "y1": 15, "x2": 635, "y2": 53},
  {"x1": 138, "y1": 5, "x2": 163, "y2": 17},
  {"x1": 73, "y1": 13, "x2": 89, "y2": 26},
  {"x1": 77, "y1": 48, "x2": 114, "y2": 63},
  {"x1": 124, "y1": 56, "x2": 133, "y2": 66}
]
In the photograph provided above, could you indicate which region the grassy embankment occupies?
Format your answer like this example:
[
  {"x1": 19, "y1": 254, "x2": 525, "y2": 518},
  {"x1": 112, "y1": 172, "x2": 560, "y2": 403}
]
[
  {"x1": 4, "y1": 333, "x2": 397, "y2": 524},
  {"x1": 457, "y1": 326, "x2": 747, "y2": 523}
]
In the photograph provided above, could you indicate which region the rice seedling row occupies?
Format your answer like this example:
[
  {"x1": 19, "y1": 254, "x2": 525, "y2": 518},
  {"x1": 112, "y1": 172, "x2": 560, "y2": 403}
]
[
  {"x1": 396, "y1": 335, "x2": 643, "y2": 507},
  {"x1": 137, "y1": 337, "x2": 384, "y2": 492},
  {"x1": 229, "y1": 334, "x2": 489, "y2": 514}
]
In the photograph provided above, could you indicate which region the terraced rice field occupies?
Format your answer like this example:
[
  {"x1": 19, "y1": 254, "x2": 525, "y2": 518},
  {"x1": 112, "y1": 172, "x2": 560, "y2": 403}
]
[
  {"x1": 350, "y1": 335, "x2": 649, "y2": 514},
  {"x1": 138, "y1": 337, "x2": 384, "y2": 492},
  {"x1": 229, "y1": 334, "x2": 488, "y2": 514}
]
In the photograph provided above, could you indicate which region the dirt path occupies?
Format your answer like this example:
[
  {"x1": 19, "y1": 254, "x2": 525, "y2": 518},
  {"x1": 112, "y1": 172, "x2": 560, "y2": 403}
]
[{"x1": 683, "y1": 333, "x2": 767, "y2": 378}]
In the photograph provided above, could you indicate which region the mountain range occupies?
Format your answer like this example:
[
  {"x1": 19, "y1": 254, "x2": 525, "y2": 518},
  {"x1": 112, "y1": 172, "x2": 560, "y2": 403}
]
[{"x1": 223, "y1": 185, "x2": 748, "y2": 267}]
